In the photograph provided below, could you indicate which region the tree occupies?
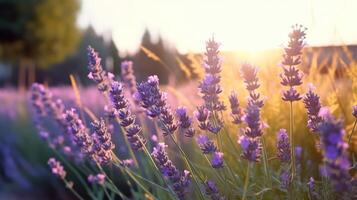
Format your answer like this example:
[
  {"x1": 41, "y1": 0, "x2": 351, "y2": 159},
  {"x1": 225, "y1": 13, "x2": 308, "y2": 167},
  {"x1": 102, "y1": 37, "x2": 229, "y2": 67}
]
[{"x1": 0, "y1": 0, "x2": 80, "y2": 87}]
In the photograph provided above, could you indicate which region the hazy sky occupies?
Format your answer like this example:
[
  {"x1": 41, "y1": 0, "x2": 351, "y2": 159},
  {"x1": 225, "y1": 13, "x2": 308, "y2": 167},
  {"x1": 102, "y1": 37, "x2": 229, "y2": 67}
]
[{"x1": 78, "y1": 0, "x2": 357, "y2": 53}]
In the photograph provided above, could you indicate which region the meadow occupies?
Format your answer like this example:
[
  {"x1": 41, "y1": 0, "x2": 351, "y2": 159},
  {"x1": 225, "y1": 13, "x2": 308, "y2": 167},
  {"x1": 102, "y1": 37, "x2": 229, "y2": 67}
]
[{"x1": 1, "y1": 25, "x2": 357, "y2": 200}]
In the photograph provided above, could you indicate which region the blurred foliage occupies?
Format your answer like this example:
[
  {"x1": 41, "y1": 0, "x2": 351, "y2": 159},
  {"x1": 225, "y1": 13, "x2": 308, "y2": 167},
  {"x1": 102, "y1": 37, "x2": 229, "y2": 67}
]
[{"x1": 0, "y1": 0, "x2": 80, "y2": 68}]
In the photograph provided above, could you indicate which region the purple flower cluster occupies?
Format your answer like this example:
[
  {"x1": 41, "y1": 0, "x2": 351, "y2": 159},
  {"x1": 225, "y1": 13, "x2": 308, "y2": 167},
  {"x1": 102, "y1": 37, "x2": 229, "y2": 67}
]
[
  {"x1": 196, "y1": 135, "x2": 217, "y2": 154},
  {"x1": 280, "y1": 25, "x2": 306, "y2": 102},
  {"x1": 204, "y1": 180, "x2": 225, "y2": 200},
  {"x1": 238, "y1": 135, "x2": 262, "y2": 162},
  {"x1": 135, "y1": 76, "x2": 177, "y2": 136},
  {"x1": 48, "y1": 158, "x2": 66, "y2": 180},
  {"x1": 88, "y1": 173, "x2": 106, "y2": 185},
  {"x1": 87, "y1": 46, "x2": 114, "y2": 92},
  {"x1": 308, "y1": 177, "x2": 318, "y2": 200},
  {"x1": 318, "y1": 108, "x2": 352, "y2": 193},
  {"x1": 151, "y1": 143, "x2": 190, "y2": 199},
  {"x1": 109, "y1": 81, "x2": 145, "y2": 150},
  {"x1": 279, "y1": 169, "x2": 291, "y2": 189},
  {"x1": 243, "y1": 105, "x2": 263, "y2": 138},
  {"x1": 228, "y1": 91, "x2": 244, "y2": 124},
  {"x1": 303, "y1": 85, "x2": 323, "y2": 133},
  {"x1": 277, "y1": 129, "x2": 290, "y2": 163},
  {"x1": 91, "y1": 119, "x2": 115, "y2": 165},
  {"x1": 30, "y1": 83, "x2": 82, "y2": 159},
  {"x1": 120, "y1": 60, "x2": 137, "y2": 96},
  {"x1": 176, "y1": 107, "x2": 195, "y2": 137},
  {"x1": 64, "y1": 108, "x2": 94, "y2": 155},
  {"x1": 199, "y1": 37, "x2": 225, "y2": 112},
  {"x1": 241, "y1": 63, "x2": 264, "y2": 107}
]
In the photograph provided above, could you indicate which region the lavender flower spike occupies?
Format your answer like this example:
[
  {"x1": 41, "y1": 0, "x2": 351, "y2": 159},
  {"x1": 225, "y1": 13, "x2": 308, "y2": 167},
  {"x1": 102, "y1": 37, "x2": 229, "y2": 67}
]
[
  {"x1": 88, "y1": 173, "x2": 106, "y2": 185},
  {"x1": 229, "y1": 91, "x2": 244, "y2": 124},
  {"x1": 204, "y1": 180, "x2": 226, "y2": 200},
  {"x1": 176, "y1": 106, "x2": 196, "y2": 137},
  {"x1": 120, "y1": 60, "x2": 137, "y2": 96},
  {"x1": 277, "y1": 129, "x2": 290, "y2": 163},
  {"x1": 280, "y1": 24, "x2": 306, "y2": 102},
  {"x1": 91, "y1": 118, "x2": 115, "y2": 165},
  {"x1": 109, "y1": 81, "x2": 145, "y2": 150},
  {"x1": 196, "y1": 135, "x2": 217, "y2": 154},
  {"x1": 303, "y1": 84, "x2": 323, "y2": 133},
  {"x1": 318, "y1": 108, "x2": 352, "y2": 193},
  {"x1": 241, "y1": 63, "x2": 263, "y2": 107},
  {"x1": 243, "y1": 104, "x2": 263, "y2": 138},
  {"x1": 238, "y1": 135, "x2": 262, "y2": 162},
  {"x1": 87, "y1": 46, "x2": 113, "y2": 92},
  {"x1": 48, "y1": 158, "x2": 66, "y2": 180},
  {"x1": 151, "y1": 143, "x2": 191, "y2": 199},
  {"x1": 211, "y1": 151, "x2": 224, "y2": 168}
]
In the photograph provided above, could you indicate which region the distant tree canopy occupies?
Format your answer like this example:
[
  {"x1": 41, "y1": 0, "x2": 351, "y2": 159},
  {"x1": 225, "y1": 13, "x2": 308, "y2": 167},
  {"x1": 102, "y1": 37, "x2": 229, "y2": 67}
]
[{"x1": 0, "y1": 0, "x2": 80, "y2": 68}]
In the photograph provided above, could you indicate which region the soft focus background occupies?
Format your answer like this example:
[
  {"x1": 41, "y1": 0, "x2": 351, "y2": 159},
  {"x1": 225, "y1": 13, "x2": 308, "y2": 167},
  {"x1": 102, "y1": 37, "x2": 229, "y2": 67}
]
[{"x1": 1, "y1": 0, "x2": 357, "y2": 199}]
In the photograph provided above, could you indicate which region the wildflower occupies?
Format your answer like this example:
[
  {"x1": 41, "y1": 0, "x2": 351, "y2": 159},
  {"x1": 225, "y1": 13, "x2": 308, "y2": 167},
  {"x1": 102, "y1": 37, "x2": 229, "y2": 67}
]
[
  {"x1": 120, "y1": 159, "x2": 135, "y2": 168},
  {"x1": 238, "y1": 135, "x2": 262, "y2": 162},
  {"x1": 211, "y1": 151, "x2": 224, "y2": 168},
  {"x1": 91, "y1": 119, "x2": 115, "y2": 165},
  {"x1": 353, "y1": 105, "x2": 357, "y2": 119},
  {"x1": 243, "y1": 104, "x2": 263, "y2": 138},
  {"x1": 303, "y1": 85, "x2": 323, "y2": 133},
  {"x1": 280, "y1": 24, "x2": 306, "y2": 102},
  {"x1": 228, "y1": 91, "x2": 244, "y2": 124},
  {"x1": 318, "y1": 108, "x2": 352, "y2": 193},
  {"x1": 151, "y1": 143, "x2": 191, "y2": 199},
  {"x1": 64, "y1": 108, "x2": 94, "y2": 155},
  {"x1": 88, "y1": 173, "x2": 106, "y2": 185},
  {"x1": 194, "y1": 106, "x2": 210, "y2": 130},
  {"x1": 176, "y1": 107, "x2": 196, "y2": 137},
  {"x1": 109, "y1": 81, "x2": 145, "y2": 150},
  {"x1": 87, "y1": 46, "x2": 114, "y2": 92},
  {"x1": 136, "y1": 76, "x2": 177, "y2": 136},
  {"x1": 48, "y1": 158, "x2": 66, "y2": 179},
  {"x1": 277, "y1": 129, "x2": 290, "y2": 163},
  {"x1": 199, "y1": 37, "x2": 225, "y2": 112},
  {"x1": 308, "y1": 177, "x2": 318, "y2": 200},
  {"x1": 279, "y1": 169, "x2": 291, "y2": 189},
  {"x1": 196, "y1": 135, "x2": 217, "y2": 154},
  {"x1": 120, "y1": 61, "x2": 137, "y2": 96},
  {"x1": 241, "y1": 63, "x2": 263, "y2": 107},
  {"x1": 204, "y1": 180, "x2": 225, "y2": 200}
]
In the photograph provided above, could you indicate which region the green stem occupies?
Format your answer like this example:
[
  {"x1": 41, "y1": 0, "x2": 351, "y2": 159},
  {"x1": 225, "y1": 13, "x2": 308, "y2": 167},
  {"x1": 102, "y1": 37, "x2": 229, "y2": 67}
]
[
  {"x1": 242, "y1": 162, "x2": 252, "y2": 200},
  {"x1": 64, "y1": 179, "x2": 85, "y2": 200},
  {"x1": 168, "y1": 134, "x2": 206, "y2": 200},
  {"x1": 261, "y1": 137, "x2": 271, "y2": 186},
  {"x1": 289, "y1": 101, "x2": 296, "y2": 181}
]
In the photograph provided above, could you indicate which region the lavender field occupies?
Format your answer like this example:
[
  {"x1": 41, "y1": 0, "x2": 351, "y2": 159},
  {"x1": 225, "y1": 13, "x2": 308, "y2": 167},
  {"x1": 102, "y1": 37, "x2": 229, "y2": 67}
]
[{"x1": 1, "y1": 23, "x2": 357, "y2": 200}]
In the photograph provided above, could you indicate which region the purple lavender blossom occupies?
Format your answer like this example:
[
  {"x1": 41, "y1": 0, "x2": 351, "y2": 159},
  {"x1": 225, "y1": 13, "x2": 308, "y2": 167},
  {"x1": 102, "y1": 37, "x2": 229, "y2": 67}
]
[
  {"x1": 228, "y1": 91, "x2": 244, "y2": 124},
  {"x1": 176, "y1": 107, "x2": 196, "y2": 137},
  {"x1": 204, "y1": 180, "x2": 225, "y2": 200},
  {"x1": 64, "y1": 108, "x2": 94, "y2": 155},
  {"x1": 277, "y1": 129, "x2": 290, "y2": 163},
  {"x1": 307, "y1": 177, "x2": 318, "y2": 200},
  {"x1": 238, "y1": 135, "x2": 262, "y2": 162},
  {"x1": 211, "y1": 152, "x2": 224, "y2": 168},
  {"x1": 279, "y1": 169, "x2": 291, "y2": 189},
  {"x1": 109, "y1": 81, "x2": 145, "y2": 150},
  {"x1": 303, "y1": 85, "x2": 323, "y2": 133},
  {"x1": 120, "y1": 159, "x2": 135, "y2": 168},
  {"x1": 194, "y1": 106, "x2": 210, "y2": 130},
  {"x1": 91, "y1": 119, "x2": 115, "y2": 165},
  {"x1": 318, "y1": 108, "x2": 352, "y2": 193},
  {"x1": 196, "y1": 135, "x2": 217, "y2": 154},
  {"x1": 280, "y1": 25, "x2": 306, "y2": 102},
  {"x1": 241, "y1": 63, "x2": 263, "y2": 107},
  {"x1": 48, "y1": 158, "x2": 66, "y2": 179},
  {"x1": 352, "y1": 105, "x2": 357, "y2": 119},
  {"x1": 151, "y1": 143, "x2": 191, "y2": 199},
  {"x1": 243, "y1": 104, "x2": 263, "y2": 138},
  {"x1": 88, "y1": 173, "x2": 106, "y2": 185},
  {"x1": 199, "y1": 37, "x2": 225, "y2": 112},
  {"x1": 87, "y1": 46, "x2": 114, "y2": 92},
  {"x1": 120, "y1": 60, "x2": 137, "y2": 96},
  {"x1": 136, "y1": 76, "x2": 177, "y2": 136}
]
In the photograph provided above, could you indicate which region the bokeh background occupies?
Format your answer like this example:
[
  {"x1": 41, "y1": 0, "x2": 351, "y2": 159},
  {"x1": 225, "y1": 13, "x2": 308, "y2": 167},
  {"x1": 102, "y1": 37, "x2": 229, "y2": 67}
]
[{"x1": 1, "y1": 0, "x2": 357, "y2": 199}]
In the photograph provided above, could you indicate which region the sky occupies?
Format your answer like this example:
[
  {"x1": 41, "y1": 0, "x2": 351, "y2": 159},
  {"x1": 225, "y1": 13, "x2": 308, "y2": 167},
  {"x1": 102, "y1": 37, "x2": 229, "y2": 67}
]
[{"x1": 78, "y1": 0, "x2": 357, "y2": 54}]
